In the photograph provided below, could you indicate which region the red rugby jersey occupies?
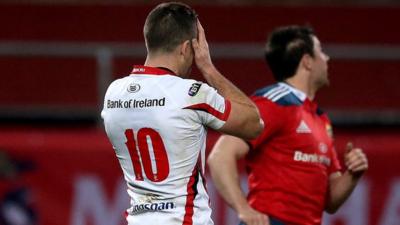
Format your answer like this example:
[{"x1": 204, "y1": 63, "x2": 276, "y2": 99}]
[{"x1": 246, "y1": 82, "x2": 341, "y2": 225}]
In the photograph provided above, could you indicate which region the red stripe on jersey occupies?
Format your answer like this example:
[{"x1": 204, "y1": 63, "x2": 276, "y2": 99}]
[
  {"x1": 184, "y1": 100, "x2": 231, "y2": 121},
  {"x1": 130, "y1": 65, "x2": 175, "y2": 76},
  {"x1": 182, "y1": 164, "x2": 199, "y2": 225}
]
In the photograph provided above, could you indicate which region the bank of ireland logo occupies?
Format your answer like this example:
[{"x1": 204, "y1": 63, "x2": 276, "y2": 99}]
[{"x1": 127, "y1": 82, "x2": 141, "y2": 93}]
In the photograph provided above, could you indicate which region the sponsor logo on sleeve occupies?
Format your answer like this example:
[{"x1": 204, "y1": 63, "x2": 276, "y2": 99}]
[{"x1": 188, "y1": 83, "x2": 202, "y2": 96}]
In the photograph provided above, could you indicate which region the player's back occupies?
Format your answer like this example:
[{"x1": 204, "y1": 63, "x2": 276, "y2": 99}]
[{"x1": 101, "y1": 66, "x2": 228, "y2": 225}]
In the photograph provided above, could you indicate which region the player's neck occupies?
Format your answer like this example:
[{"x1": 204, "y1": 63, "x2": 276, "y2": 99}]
[
  {"x1": 285, "y1": 76, "x2": 317, "y2": 101},
  {"x1": 144, "y1": 54, "x2": 180, "y2": 77}
]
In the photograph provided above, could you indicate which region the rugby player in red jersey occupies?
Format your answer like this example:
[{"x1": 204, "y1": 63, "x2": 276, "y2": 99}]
[{"x1": 208, "y1": 26, "x2": 368, "y2": 225}]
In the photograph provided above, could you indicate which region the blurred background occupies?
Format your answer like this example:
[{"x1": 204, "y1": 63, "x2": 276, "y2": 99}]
[{"x1": 0, "y1": 0, "x2": 399, "y2": 225}]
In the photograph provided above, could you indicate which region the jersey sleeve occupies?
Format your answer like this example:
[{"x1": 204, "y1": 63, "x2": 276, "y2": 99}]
[
  {"x1": 248, "y1": 96, "x2": 283, "y2": 150},
  {"x1": 323, "y1": 115, "x2": 342, "y2": 174},
  {"x1": 328, "y1": 146, "x2": 342, "y2": 174},
  {"x1": 183, "y1": 82, "x2": 231, "y2": 130}
]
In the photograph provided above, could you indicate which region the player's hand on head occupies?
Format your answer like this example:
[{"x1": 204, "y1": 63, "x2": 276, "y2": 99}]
[
  {"x1": 191, "y1": 20, "x2": 214, "y2": 74},
  {"x1": 344, "y1": 142, "x2": 368, "y2": 178},
  {"x1": 238, "y1": 205, "x2": 270, "y2": 225}
]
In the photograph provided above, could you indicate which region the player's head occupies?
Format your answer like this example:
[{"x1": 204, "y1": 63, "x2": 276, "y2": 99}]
[
  {"x1": 144, "y1": 2, "x2": 198, "y2": 76},
  {"x1": 265, "y1": 25, "x2": 330, "y2": 87}
]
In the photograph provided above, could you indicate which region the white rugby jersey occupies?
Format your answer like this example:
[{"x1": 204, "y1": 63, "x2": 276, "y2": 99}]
[{"x1": 101, "y1": 65, "x2": 231, "y2": 225}]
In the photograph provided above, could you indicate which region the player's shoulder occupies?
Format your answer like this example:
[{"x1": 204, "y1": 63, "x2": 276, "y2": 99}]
[
  {"x1": 109, "y1": 74, "x2": 140, "y2": 86},
  {"x1": 105, "y1": 77, "x2": 127, "y2": 94},
  {"x1": 253, "y1": 83, "x2": 303, "y2": 107}
]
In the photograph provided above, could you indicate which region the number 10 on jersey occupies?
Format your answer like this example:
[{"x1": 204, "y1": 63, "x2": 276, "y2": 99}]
[{"x1": 124, "y1": 128, "x2": 170, "y2": 182}]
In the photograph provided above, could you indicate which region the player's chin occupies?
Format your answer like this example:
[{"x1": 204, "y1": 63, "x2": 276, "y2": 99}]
[
  {"x1": 317, "y1": 77, "x2": 329, "y2": 88},
  {"x1": 325, "y1": 78, "x2": 330, "y2": 86},
  {"x1": 322, "y1": 73, "x2": 330, "y2": 86}
]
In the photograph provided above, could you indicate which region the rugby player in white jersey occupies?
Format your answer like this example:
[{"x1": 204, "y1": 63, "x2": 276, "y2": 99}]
[{"x1": 101, "y1": 2, "x2": 263, "y2": 225}]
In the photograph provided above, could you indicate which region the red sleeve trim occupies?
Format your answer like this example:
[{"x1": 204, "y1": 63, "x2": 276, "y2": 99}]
[{"x1": 183, "y1": 100, "x2": 231, "y2": 121}]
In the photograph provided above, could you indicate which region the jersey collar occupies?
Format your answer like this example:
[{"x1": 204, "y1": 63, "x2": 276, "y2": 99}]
[
  {"x1": 130, "y1": 65, "x2": 176, "y2": 76},
  {"x1": 278, "y1": 82, "x2": 307, "y2": 102}
]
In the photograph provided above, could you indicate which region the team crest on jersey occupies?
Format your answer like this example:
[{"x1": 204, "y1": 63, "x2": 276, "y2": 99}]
[
  {"x1": 319, "y1": 142, "x2": 328, "y2": 153},
  {"x1": 127, "y1": 82, "x2": 141, "y2": 93},
  {"x1": 188, "y1": 82, "x2": 202, "y2": 96}
]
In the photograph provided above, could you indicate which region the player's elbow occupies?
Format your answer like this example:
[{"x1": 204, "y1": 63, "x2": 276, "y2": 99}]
[
  {"x1": 219, "y1": 106, "x2": 263, "y2": 139},
  {"x1": 243, "y1": 117, "x2": 264, "y2": 139},
  {"x1": 207, "y1": 149, "x2": 227, "y2": 175},
  {"x1": 229, "y1": 117, "x2": 263, "y2": 140},
  {"x1": 325, "y1": 204, "x2": 340, "y2": 214},
  {"x1": 253, "y1": 118, "x2": 264, "y2": 137},
  {"x1": 244, "y1": 107, "x2": 264, "y2": 139},
  {"x1": 207, "y1": 152, "x2": 218, "y2": 169},
  {"x1": 325, "y1": 208, "x2": 338, "y2": 214}
]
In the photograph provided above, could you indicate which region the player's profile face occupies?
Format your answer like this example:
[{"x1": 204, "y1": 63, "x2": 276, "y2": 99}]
[{"x1": 311, "y1": 36, "x2": 330, "y2": 87}]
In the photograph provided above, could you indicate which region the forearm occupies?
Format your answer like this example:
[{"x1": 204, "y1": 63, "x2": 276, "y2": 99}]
[
  {"x1": 201, "y1": 66, "x2": 263, "y2": 139},
  {"x1": 208, "y1": 150, "x2": 249, "y2": 212},
  {"x1": 326, "y1": 171, "x2": 360, "y2": 213},
  {"x1": 192, "y1": 20, "x2": 262, "y2": 139},
  {"x1": 209, "y1": 136, "x2": 269, "y2": 224},
  {"x1": 326, "y1": 144, "x2": 369, "y2": 213},
  {"x1": 200, "y1": 65, "x2": 256, "y2": 108}
]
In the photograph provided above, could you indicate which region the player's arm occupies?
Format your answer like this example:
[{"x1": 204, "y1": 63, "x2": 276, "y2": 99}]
[
  {"x1": 192, "y1": 20, "x2": 263, "y2": 140},
  {"x1": 208, "y1": 135, "x2": 269, "y2": 225},
  {"x1": 325, "y1": 143, "x2": 368, "y2": 213}
]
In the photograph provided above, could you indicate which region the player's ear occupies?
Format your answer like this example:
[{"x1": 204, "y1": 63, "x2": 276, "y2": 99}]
[
  {"x1": 180, "y1": 40, "x2": 192, "y2": 58},
  {"x1": 181, "y1": 40, "x2": 192, "y2": 55},
  {"x1": 301, "y1": 53, "x2": 313, "y2": 71}
]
